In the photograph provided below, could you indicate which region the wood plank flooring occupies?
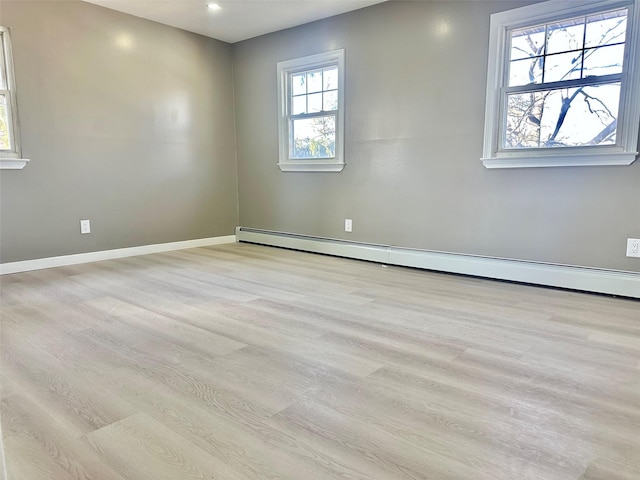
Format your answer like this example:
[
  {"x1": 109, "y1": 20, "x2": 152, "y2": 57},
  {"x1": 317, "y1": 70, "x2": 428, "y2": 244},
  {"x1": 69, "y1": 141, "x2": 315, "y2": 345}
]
[{"x1": 1, "y1": 242, "x2": 639, "y2": 480}]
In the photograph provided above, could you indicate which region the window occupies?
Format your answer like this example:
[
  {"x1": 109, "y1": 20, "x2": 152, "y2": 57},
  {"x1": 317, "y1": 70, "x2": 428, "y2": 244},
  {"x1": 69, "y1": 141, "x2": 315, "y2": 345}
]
[
  {"x1": 277, "y1": 49, "x2": 345, "y2": 172},
  {"x1": 0, "y1": 26, "x2": 27, "y2": 169},
  {"x1": 482, "y1": 0, "x2": 640, "y2": 168}
]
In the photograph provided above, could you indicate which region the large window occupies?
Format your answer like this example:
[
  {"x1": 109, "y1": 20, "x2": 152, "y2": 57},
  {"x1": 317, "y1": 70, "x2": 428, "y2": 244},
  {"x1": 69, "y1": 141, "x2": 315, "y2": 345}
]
[
  {"x1": 0, "y1": 26, "x2": 27, "y2": 169},
  {"x1": 277, "y1": 49, "x2": 345, "y2": 172},
  {"x1": 482, "y1": 0, "x2": 640, "y2": 168}
]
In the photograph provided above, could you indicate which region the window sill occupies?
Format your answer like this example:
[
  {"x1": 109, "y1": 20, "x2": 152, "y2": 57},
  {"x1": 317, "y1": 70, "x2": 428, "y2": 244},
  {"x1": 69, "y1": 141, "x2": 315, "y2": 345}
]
[
  {"x1": 482, "y1": 151, "x2": 638, "y2": 169},
  {"x1": 278, "y1": 161, "x2": 345, "y2": 172},
  {"x1": 0, "y1": 158, "x2": 30, "y2": 170}
]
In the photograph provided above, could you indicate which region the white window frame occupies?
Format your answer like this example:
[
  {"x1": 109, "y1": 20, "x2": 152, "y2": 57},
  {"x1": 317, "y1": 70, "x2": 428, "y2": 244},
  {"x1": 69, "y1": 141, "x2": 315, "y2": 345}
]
[
  {"x1": 277, "y1": 49, "x2": 345, "y2": 172},
  {"x1": 481, "y1": 0, "x2": 640, "y2": 169},
  {"x1": 0, "y1": 26, "x2": 28, "y2": 170}
]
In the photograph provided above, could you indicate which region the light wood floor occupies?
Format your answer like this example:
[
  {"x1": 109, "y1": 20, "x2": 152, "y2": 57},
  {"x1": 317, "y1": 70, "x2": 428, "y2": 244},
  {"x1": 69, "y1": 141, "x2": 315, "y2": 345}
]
[{"x1": 1, "y1": 243, "x2": 639, "y2": 480}]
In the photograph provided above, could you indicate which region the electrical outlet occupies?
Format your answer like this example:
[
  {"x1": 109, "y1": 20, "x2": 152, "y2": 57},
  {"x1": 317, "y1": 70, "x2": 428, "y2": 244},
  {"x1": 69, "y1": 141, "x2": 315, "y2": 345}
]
[
  {"x1": 626, "y1": 238, "x2": 640, "y2": 257},
  {"x1": 345, "y1": 218, "x2": 352, "y2": 233},
  {"x1": 80, "y1": 219, "x2": 91, "y2": 234}
]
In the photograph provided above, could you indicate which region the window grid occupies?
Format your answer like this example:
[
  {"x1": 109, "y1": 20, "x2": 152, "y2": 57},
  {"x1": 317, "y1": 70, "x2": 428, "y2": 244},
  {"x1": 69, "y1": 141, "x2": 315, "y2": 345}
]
[
  {"x1": 289, "y1": 67, "x2": 339, "y2": 117},
  {"x1": 507, "y1": 8, "x2": 627, "y2": 88},
  {"x1": 481, "y1": 0, "x2": 640, "y2": 168},
  {"x1": 277, "y1": 49, "x2": 345, "y2": 172},
  {"x1": 500, "y1": 6, "x2": 629, "y2": 151}
]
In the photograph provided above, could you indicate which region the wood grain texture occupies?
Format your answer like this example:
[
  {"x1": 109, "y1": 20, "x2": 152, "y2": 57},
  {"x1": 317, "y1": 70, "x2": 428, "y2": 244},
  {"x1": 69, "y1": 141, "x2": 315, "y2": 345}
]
[
  {"x1": 1, "y1": 394, "x2": 125, "y2": 480},
  {"x1": 1, "y1": 243, "x2": 638, "y2": 479}
]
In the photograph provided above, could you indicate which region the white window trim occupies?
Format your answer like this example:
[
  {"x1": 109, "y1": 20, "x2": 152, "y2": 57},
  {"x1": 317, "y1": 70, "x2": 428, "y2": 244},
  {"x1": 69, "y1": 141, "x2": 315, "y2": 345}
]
[
  {"x1": 0, "y1": 26, "x2": 28, "y2": 170},
  {"x1": 481, "y1": 0, "x2": 640, "y2": 169},
  {"x1": 277, "y1": 49, "x2": 345, "y2": 172}
]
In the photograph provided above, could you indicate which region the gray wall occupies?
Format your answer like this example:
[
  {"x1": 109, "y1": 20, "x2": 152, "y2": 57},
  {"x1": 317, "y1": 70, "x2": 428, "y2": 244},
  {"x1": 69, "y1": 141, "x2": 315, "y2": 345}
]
[
  {"x1": 1, "y1": 0, "x2": 638, "y2": 272},
  {"x1": 0, "y1": 0, "x2": 238, "y2": 263},
  {"x1": 233, "y1": 0, "x2": 640, "y2": 272}
]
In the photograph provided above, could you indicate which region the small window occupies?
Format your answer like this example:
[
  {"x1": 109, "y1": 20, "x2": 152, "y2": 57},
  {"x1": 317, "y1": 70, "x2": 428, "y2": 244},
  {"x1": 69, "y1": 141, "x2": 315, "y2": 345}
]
[
  {"x1": 0, "y1": 26, "x2": 27, "y2": 169},
  {"x1": 482, "y1": 0, "x2": 640, "y2": 168},
  {"x1": 277, "y1": 49, "x2": 345, "y2": 172}
]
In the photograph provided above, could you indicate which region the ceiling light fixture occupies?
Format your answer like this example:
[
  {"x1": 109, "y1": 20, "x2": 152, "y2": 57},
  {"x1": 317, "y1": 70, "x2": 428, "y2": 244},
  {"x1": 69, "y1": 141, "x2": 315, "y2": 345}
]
[{"x1": 207, "y1": 3, "x2": 221, "y2": 10}]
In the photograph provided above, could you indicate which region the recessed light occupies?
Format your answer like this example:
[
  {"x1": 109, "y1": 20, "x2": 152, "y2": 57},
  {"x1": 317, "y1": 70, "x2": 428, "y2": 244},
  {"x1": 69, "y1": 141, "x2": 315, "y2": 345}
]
[{"x1": 207, "y1": 3, "x2": 221, "y2": 10}]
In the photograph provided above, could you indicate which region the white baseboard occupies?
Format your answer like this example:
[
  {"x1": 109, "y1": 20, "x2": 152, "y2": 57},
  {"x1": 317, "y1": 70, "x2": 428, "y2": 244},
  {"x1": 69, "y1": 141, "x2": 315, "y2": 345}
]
[
  {"x1": 0, "y1": 235, "x2": 236, "y2": 275},
  {"x1": 236, "y1": 227, "x2": 640, "y2": 299}
]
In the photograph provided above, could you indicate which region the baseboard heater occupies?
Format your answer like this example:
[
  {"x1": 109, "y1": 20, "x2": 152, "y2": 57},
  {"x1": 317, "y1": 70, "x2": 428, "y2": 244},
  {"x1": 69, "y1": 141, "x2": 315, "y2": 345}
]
[{"x1": 235, "y1": 227, "x2": 640, "y2": 299}]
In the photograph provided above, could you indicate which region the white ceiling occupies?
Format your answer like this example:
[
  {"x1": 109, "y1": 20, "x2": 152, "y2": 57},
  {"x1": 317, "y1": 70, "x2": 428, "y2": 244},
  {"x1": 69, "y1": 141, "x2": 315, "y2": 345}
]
[{"x1": 84, "y1": 0, "x2": 387, "y2": 43}]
